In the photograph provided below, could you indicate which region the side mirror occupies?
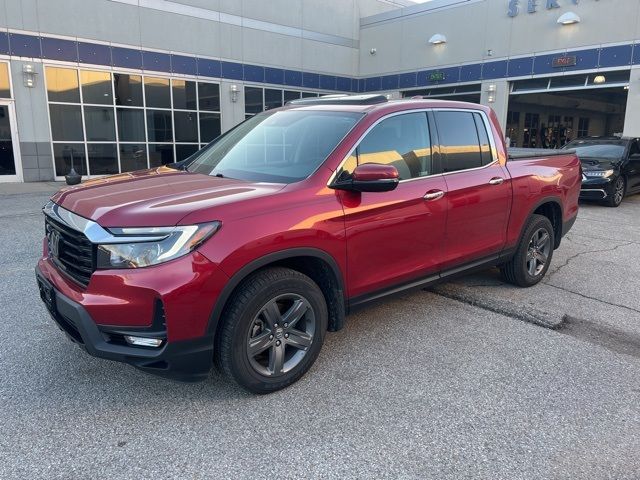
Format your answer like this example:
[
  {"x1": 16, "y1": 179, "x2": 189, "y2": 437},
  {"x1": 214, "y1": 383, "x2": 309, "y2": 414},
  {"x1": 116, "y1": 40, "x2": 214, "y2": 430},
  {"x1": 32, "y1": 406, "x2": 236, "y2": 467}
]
[{"x1": 332, "y1": 163, "x2": 399, "y2": 192}]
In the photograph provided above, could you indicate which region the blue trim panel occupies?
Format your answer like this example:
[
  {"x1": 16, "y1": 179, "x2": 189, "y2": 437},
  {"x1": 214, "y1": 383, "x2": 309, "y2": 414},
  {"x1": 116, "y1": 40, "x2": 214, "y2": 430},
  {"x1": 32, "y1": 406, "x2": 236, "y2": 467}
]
[
  {"x1": 507, "y1": 57, "x2": 533, "y2": 77},
  {"x1": 111, "y1": 46, "x2": 142, "y2": 69},
  {"x1": 0, "y1": 32, "x2": 9, "y2": 56},
  {"x1": 284, "y1": 70, "x2": 303, "y2": 87},
  {"x1": 8, "y1": 33, "x2": 41, "y2": 58},
  {"x1": 4, "y1": 31, "x2": 638, "y2": 94},
  {"x1": 198, "y1": 58, "x2": 221, "y2": 78},
  {"x1": 171, "y1": 54, "x2": 197, "y2": 75},
  {"x1": 599, "y1": 45, "x2": 632, "y2": 68},
  {"x1": 78, "y1": 42, "x2": 111, "y2": 65},
  {"x1": 142, "y1": 50, "x2": 171, "y2": 72},
  {"x1": 41, "y1": 37, "x2": 78, "y2": 63}
]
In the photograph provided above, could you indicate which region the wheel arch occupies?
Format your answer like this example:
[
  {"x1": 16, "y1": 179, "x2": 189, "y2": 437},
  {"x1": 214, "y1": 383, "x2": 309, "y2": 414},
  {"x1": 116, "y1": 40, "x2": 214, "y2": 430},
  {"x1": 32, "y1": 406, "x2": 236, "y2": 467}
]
[
  {"x1": 207, "y1": 248, "x2": 347, "y2": 339},
  {"x1": 528, "y1": 197, "x2": 563, "y2": 249}
]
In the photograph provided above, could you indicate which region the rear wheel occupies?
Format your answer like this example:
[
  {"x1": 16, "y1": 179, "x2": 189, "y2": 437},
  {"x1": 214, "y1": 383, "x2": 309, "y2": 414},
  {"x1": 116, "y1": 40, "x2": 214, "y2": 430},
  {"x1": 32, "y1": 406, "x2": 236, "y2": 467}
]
[
  {"x1": 500, "y1": 214, "x2": 555, "y2": 287},
  {"x1": 215, "y1": 267, "x2": 327, "y2": 393},
  {"x1": 605, "y1": 175, "x2": 625, "y2": 207}
]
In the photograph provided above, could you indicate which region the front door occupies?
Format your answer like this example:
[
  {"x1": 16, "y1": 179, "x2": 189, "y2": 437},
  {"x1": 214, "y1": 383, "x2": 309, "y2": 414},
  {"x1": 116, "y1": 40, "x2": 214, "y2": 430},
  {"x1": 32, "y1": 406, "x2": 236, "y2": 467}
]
[
  {"x1": 0, "y1": 100, "x2": 22, "y2": 182},
  {"x1": 433, "y1": 109, "x2": 512, "y2": 270},
  {"x1": 338, "y1": 111, "x2": 448, "y2": 299},
  {"x1": 626, "y1": 139, "x2": 640, "y2": 193}
]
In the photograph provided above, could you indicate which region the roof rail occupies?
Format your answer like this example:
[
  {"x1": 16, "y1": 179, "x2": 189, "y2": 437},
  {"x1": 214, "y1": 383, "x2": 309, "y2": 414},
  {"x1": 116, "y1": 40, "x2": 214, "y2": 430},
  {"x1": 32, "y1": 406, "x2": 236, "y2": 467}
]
[{"x1": 286, "y1": 94, "x2": 388, "y2": 106}]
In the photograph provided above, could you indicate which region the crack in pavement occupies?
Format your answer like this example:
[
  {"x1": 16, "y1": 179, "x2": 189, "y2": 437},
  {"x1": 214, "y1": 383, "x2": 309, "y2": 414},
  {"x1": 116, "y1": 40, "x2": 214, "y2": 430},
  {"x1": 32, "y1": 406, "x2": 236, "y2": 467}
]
[
  {"x1": 542, "y1": 282, "x2": 640, "y2": 315},
  {"x1": 547, "y1": 241, "x2": 632, "y2": 278}
]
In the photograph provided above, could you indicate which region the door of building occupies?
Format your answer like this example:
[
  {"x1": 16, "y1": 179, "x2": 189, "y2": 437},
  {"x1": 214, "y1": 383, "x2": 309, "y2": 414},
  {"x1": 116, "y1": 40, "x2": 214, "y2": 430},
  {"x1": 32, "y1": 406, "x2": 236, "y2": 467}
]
[{"x1": 0, "y1": 100, "x2": 22, "y2": 182}]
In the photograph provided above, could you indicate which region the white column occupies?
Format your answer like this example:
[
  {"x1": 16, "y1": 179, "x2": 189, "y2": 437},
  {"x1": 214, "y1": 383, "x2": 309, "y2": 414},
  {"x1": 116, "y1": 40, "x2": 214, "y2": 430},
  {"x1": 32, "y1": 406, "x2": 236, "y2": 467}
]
[
  {"x1": 219, "y1": 81, "x2": 246, "y2": 133},
  {"x1": 623, "y1": 67, "x2": 640, "y2": 137},
  {"x1": 480, "y1": 79, "x2": 510, "y2": 135}
]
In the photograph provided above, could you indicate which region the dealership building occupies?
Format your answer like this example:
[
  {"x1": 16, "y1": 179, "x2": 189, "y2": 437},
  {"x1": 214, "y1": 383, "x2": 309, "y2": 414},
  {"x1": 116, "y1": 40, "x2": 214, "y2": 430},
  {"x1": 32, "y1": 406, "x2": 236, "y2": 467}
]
[{"x1": 0, "y1": 0, "x2": 639, "y2": 182}]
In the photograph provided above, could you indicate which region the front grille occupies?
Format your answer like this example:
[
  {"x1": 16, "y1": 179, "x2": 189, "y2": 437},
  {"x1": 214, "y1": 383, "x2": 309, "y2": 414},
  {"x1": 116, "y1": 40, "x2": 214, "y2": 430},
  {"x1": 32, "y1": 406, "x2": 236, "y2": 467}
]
[{"x1": 45, "y1": 215, "x2": 95, "y2": 287}]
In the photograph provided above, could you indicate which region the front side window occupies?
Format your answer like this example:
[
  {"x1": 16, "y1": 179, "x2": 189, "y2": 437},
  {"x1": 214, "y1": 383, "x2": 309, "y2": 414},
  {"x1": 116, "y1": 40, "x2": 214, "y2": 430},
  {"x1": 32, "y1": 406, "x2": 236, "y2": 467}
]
[
  {"x1": 187, "y1": 110, "x2": 362, "y2": 183},
  {"x1": 436, "y1": 111, "x2": 484, "y2": 173},
  {"x1": 356, "y1": 112, "x2": 432, "y2": 181}
]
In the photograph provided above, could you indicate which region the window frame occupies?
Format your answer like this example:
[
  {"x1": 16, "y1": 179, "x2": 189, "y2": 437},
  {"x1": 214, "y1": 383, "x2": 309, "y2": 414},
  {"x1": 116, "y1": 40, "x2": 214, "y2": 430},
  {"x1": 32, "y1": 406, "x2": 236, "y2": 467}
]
[
  {"x1": 328, "y1": 108, "x2": 498, "y2": 187},
  {"x1": 44, "y1": 64, "x2": 222, "y2": 179}
]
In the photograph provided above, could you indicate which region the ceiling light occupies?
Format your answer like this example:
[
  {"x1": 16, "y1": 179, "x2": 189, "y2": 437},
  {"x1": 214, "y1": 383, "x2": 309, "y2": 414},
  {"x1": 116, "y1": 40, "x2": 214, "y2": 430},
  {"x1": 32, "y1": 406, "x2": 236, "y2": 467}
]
[
  {"x1": 557, "y1": 12, "x2": 580, "y2": 25},
  {"x1": 429, "y1": 34, "x2": 447, "y2": 45}
]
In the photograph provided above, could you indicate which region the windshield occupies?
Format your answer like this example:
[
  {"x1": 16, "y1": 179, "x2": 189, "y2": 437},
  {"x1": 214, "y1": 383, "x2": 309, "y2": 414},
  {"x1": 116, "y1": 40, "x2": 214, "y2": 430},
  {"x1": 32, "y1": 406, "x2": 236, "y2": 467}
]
[
  {"x1": 563, "y1": 140, "x2": 626, "y2": 161},
  {"x1": 187, "y1": 110, "x2": 363, "y2": 183}
]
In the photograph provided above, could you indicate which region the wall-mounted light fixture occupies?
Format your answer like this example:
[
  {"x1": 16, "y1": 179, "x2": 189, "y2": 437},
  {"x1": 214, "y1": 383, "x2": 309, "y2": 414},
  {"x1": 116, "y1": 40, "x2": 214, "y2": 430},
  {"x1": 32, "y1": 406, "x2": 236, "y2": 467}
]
[
  {"x1": 23, "y1": 64, "x2": 37, "y2": 88},
  {"x1": 557, "y1": 12, "x2": 580, "y2": 25},
  {"x1": 593, "y1": 75, "x2": 606, "y2": 84},
  {"x1": 487, "y1": 49, "x2": 493, "y2": 57},
  {"x1": 230, "y1": 84, "x2": 239, "y2": 103},
  {"x1": 369, "y1": 48, "x2": 377, "y2": 55},
  {"x1": 486, "y1": 84, "x2": 496, "y2": 103},
  {"x1": 428, "y1": 34, "x2": 447, "y2": 45}
]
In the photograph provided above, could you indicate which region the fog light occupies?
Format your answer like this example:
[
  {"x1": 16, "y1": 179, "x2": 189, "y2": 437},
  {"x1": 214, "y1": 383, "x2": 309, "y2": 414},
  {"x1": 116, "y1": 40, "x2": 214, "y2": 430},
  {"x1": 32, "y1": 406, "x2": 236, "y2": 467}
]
[{"x1": 124, "y1": 335, "x2": 163, "y2": 347}]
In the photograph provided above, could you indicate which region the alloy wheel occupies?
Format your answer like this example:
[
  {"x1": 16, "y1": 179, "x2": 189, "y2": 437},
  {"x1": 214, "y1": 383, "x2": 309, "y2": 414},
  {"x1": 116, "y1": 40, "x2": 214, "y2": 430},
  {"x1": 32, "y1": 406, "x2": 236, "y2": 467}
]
[
  {"x1": 613, "y1": 177, "x2": 625, "y2": 205},
  {"x1": 246, "y1": 294, "x2": 316, "y2": 377},
  {"x1": 525, "y1": 227, "x2": 551, "y2": 277}
]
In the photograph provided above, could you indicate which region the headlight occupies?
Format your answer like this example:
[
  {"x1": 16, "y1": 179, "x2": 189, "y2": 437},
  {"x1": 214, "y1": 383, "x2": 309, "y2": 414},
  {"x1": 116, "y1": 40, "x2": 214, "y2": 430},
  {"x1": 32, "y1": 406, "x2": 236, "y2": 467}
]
[
  {"x1": 96, "y1": 222, "x2": 220, "y2": 269},
  {"x1": 584, "y1": 169, "x2": 614, "y2": 178}
]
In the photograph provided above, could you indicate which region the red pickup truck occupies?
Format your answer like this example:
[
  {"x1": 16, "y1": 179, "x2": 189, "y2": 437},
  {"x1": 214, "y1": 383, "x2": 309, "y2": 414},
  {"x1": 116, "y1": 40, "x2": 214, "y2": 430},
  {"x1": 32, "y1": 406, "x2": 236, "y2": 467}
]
[{"x1": 36, "y1": 95, "x2": 580, "y2": 393}]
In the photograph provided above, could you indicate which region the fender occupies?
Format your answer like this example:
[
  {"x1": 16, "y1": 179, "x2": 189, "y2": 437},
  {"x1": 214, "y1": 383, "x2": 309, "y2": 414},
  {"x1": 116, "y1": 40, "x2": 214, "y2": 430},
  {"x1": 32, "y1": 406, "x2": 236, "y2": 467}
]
[
  {"x1": 508, "y1": 196, "x2": 564, "y2": 254},
  {"x1": 206, "y1": 247, "x2": 347, "y2": 337}
]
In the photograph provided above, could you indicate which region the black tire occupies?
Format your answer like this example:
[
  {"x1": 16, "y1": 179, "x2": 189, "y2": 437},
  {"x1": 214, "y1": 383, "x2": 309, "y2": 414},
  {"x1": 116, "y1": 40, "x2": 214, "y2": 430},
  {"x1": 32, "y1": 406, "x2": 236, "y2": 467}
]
[
  {"x1": 215, "y1": 267, "x2": 327, "y2": 394},
  {"x1": 500, "y1": 214, "x2": 555, "y2": 288},
  {"x1": 604, "y1": 175, "x2": 625, "y2": 207}
]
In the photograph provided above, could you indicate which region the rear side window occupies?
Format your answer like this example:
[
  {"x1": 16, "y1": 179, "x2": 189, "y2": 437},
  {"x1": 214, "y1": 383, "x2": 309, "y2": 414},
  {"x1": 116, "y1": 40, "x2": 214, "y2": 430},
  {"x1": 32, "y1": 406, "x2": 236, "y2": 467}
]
[
  {"x1": 473, "y1": 113, "x2": 494, "y2": 165},
  {"x1": 436, "y1": 111, "x2": 489, "y2": 173},
  {"x1": 355, "y1": 112, "x2": 432, "y2": 180}
]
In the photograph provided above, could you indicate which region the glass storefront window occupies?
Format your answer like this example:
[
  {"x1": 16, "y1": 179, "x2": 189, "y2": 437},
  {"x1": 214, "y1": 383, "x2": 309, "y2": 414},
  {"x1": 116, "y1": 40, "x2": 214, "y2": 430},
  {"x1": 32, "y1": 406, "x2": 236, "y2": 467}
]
[
  {"x1": 264, "y1": 89, "x2": 283, "y2": 110},
  {"x1": 80, "y1": 70, "x2": 113, "y2": 105},
  {"x1": 119, "y1": 144, "x2": 148, "y2": 172},
  {"x1": 84, "y1": 106, "x2": 116, "y2": 141},
  {"x1": 144, "y1": 77, "x2": 171, "y2": 108},
  {"x1": 117, "y1": 108, "x2": 145, "y2": 142},
  {"x1": 87, "y1": 143, "x2": 119, "y2": 175},
  {"x1": 198, "y1": 82, "x2": 220, "y2": 111},
  {"x1": 176, "y1": 144, "x2": 199, "y2": 162},
  {"x1": 0, "y1": 63, "x2": 10, "y2": 98},
  {"x1": 46, "y1": 67, "x2": 80, "y2": 103},
  {"x1": 149, "y1": 144, "x2": 174, "y2": 167},
  {"x1": 47, "y1": 66, "x2": 221, "y2": 177},
  {"x1": 284, "y1": 90, "x2": 301, "y2": 103},
  {"x1": 53, "y1": 143, "x2": 87, "y2": 176},
  {"x1": 49, "y1": 104, "x2": 84, "y2": 141},
  {"x1": 199, "y1": 112, "x2": 221, "y2": 142},
  {"x1": 245, "y1": 87, "x2": 263, "y2": 115},
  {"x1": 146, "y1": 110, "x2": 173, "y2": 142},
  {"x1": 172, "y1": 80, "x2": 197, "y2": 110},
  {"x1": 114, "y1": 74, "x2": 143, "y2": 107}
]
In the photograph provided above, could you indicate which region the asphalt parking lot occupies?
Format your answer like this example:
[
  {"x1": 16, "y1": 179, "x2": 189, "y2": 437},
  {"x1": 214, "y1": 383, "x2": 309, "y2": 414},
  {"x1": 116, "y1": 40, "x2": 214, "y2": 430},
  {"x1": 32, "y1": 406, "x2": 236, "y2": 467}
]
[{"x1": 1, "y1": 184, "x2": 639, "y2": 479}]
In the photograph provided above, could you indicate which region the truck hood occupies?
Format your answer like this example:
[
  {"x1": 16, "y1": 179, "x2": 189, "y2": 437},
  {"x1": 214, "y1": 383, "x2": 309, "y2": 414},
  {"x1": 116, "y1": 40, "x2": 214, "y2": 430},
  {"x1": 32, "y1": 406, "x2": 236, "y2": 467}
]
[{"x1": 51, "y1": 167, "x2": 286, "y2": 227}]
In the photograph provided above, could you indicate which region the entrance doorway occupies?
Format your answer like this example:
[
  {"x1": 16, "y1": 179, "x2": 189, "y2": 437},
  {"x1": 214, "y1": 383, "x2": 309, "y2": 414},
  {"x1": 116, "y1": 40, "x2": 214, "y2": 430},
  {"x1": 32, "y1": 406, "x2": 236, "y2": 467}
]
[{"x1": 0, "y1": 100, "x2": 22, "y2": 182}]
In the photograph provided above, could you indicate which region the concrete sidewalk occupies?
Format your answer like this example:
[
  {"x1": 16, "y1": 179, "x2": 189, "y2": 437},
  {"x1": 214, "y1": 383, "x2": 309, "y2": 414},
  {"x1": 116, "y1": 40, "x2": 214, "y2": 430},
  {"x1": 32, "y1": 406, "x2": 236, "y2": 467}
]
[{"x1": 0, "y1": 182, "x2": 64, "y2": 196}]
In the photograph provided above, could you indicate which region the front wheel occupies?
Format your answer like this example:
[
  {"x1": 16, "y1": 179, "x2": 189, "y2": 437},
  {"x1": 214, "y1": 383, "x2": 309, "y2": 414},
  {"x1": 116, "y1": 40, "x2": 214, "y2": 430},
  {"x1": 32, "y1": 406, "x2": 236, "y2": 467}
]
[
  {"x1": 500, "y1": 214, "x2": 555, "y2": 288},
  {"x1": 605, "y1": 175, "x2": 625, "y2": 207},
  {"x1": 215, "y1": 267, "x2": 328, "y2": 393}
]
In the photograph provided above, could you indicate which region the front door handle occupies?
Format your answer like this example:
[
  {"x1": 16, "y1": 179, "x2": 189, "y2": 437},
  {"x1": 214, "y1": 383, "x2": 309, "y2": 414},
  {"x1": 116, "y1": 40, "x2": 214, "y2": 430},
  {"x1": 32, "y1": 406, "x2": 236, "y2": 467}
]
[
  {"x1": 423, "y1": 189, "x2": 445, "y2": 201},
  {"x1": 489, "y1": 177, "x2": 505, "y2": 185}
]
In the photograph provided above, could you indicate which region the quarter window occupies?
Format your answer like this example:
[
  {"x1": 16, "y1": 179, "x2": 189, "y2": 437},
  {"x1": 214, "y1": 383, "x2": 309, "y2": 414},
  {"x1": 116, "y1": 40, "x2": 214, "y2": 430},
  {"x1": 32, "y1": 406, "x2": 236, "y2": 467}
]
[
  {"x1": 435, "y1": 111, "x2": 485, "y2": 173},
  {"x1": 350, "y1": 112, "x2": 432, "y2": 181}
]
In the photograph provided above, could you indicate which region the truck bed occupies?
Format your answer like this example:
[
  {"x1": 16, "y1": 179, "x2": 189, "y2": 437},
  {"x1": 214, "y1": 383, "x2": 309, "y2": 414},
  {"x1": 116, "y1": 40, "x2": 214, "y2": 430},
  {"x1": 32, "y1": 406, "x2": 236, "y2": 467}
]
[{"x1": 508, "y1": 148, "x2": 576, "y2": 160}]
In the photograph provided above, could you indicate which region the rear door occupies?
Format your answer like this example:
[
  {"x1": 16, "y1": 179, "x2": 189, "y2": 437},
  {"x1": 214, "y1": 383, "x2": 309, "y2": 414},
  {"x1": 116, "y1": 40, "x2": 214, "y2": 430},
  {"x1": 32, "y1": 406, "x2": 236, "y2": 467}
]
[
  {"x1": 338, "y1": 111, "x2": 448, "y2": 299},
  {"x1": 433, "y1": 109, "x2": 512, "y2": 270}
]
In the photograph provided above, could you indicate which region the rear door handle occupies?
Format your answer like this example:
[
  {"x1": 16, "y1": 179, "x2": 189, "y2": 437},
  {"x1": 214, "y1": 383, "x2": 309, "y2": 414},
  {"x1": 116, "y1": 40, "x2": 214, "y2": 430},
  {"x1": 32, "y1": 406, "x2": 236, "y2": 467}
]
[
  {"x1": 423, "y1": 189, "x2": 445, "y2": 201},
  {"x1": 489, "y1": 177, "x2": 505, "y2": 185}
]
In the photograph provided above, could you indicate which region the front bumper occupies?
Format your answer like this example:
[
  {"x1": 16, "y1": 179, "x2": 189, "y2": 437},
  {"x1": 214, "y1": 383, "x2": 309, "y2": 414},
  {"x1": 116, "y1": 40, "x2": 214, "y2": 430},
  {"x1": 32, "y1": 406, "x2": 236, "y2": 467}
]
[
  {"x1": 36, "y1": 266, "x2": 214, "y2": 381},
  {"x1": 580, "y1": 176, "x2": 615, "y2": 200}
]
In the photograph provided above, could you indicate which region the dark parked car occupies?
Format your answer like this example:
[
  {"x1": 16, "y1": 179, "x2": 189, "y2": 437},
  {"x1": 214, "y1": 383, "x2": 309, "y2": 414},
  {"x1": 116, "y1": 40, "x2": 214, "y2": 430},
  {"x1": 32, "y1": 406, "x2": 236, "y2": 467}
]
[{"x1": 563, "y1": 136, "x2": 640, "y2": 207}]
